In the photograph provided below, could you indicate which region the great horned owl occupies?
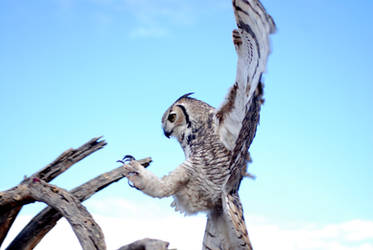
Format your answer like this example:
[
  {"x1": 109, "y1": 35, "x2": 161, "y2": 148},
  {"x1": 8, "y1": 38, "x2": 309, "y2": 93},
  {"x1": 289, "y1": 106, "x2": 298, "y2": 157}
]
[{"x1": 121, "y1": 0, "x2": 275, "y2": 249}]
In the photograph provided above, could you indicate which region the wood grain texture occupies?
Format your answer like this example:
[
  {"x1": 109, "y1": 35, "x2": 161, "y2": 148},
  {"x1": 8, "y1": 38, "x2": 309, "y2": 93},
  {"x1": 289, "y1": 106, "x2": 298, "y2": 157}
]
[
  {"x1": 0, "y1": 137, "x2": 106, "y2": 247},
  {"x1": 6, "y1": 158, "x2": 152, "y2": 250},
  {"x1": 25, "y1": 178, "x2": 106, "y2": 250}
]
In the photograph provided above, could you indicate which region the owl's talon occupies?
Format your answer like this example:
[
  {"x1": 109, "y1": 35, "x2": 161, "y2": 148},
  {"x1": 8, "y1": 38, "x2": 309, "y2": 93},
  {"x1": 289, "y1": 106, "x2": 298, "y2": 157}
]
[
  {"x1": 128, "y1": 179, "x2": 141, "y2": 190},
  {"x1": 117, "y1": 155, "x2": 136, "y2": 164},
  {"x1": 122, "y1": 154, "x2": 136, "y2": 162}
]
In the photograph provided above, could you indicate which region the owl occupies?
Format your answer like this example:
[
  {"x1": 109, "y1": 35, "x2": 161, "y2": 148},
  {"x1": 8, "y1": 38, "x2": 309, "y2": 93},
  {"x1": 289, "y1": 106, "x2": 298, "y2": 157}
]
[{"x1": 121, "y1": 0, "x2": 275, "y2": 249}]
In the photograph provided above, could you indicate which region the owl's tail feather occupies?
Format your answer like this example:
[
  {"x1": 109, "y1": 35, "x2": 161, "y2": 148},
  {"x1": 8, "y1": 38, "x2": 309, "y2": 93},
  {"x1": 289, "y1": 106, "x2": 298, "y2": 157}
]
[{"x1": 202, "y1": 192, "x2": 252, "y2": 250}]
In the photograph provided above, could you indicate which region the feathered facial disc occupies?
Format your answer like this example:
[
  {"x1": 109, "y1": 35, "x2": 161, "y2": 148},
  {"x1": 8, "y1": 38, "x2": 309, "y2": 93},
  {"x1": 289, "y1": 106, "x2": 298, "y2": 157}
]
[
  {"x1": 161, "y1": 93, "x2": 194, "y2": 139},
  {"x1": 161, "y1": 103, "x2": 190, "y2": 139}
]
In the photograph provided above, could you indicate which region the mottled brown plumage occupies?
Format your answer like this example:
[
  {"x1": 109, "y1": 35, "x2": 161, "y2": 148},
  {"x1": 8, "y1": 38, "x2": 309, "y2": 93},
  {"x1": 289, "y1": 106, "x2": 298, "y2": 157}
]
[{"x1": 122, "y1": 0, "x2": 275, "y2": 249}]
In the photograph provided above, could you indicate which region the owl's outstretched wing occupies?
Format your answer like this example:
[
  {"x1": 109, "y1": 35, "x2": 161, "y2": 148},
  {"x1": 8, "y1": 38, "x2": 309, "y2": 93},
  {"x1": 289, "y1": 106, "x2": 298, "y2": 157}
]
[
  {"x1": 202, "y1": 192, "x2": 252, "y2": 250},
  {"x1": 204, "y1": 1, "x2": 275, "y2": 248},
  {"x1": 204, "y1": 79, "x2": 263, "y2": 249},
  {"x1": 216, "y1": 0, "x2": 275, "y2": 152}
]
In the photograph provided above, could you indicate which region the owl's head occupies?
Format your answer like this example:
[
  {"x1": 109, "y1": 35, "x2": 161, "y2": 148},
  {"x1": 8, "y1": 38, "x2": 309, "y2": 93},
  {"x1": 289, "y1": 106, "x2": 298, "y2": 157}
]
[{"x1": 161, "y1": 93, "x2": 215, "y2": 140}]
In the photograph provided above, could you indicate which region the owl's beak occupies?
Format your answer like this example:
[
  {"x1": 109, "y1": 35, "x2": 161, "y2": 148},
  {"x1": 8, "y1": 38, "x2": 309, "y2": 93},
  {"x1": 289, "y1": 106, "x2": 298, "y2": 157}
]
[{"x1": 163, "y1": 128, "x2": 172, "y2": 138}]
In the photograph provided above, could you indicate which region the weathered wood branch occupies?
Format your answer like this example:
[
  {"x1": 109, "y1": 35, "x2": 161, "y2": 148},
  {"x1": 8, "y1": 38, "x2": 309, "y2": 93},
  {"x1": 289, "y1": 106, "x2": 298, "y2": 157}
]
[
  {"x1": 28, "y1": 178, "x2": 106, "y2": 250},
  {"x1": 0, "y1": 137, "x2": 106, "y2": 247},
  {"x1": 7, "y1": 157, "x2": 152, "y2": 250},
  {"x1": 0, "y1": 209, "x2": 21, "y2": 249},
  {"x1": 34, "y1": 137, "x2": 107, "y2": 182},
  {"x1": 16, "y1": 177, "x2": 106, "y2": 250},
  {"x1": 0, "y1": 136, "x2": 173, "y2": 250},
  {"x1": 117, "y1": 238, "x2": 171, "y2": 250}
]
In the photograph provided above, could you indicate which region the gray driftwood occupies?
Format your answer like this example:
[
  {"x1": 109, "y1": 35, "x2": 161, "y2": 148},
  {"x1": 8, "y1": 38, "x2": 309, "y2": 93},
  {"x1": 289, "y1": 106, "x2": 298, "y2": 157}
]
[
  {"x1": 0, "y1": 137, "x2": 106, "y2": 246},
  {"x1": 21, "y1": 177, "x2": 106, "y2": 250},
  {"x1": 6, "y1": 157, "x2": 152, "y2": 250},
  {"x1": 117, "y1": 238, "x2": 171, "y2": 250},
  {"x1": 0, "y1": 137, "x2": 170, "y2": 250}
]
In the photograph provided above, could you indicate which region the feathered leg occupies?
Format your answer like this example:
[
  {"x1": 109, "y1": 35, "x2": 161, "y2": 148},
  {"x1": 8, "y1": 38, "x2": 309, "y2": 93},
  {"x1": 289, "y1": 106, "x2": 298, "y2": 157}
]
[{"x1": 122, "y1": 159, "x2": 190, "y2": 198}]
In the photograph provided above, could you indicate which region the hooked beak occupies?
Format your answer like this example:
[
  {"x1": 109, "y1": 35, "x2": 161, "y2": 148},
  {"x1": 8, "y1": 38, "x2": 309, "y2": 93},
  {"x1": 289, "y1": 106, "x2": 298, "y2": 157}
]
[{"x1": 163, "y1": 128, "x2": 172, "y2": 138}]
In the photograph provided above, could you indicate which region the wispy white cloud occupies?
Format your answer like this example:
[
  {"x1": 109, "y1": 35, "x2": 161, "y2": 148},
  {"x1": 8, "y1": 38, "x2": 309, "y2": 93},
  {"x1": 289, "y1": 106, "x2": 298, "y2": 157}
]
[
  {"x1": 50, "y1": 0, "x2": 195, "y2": 38},
  {"x1": 247, "y1": 217, "x2": 373, "y2": 250},
  {"x1": 92, "y1": 0, "x2": 230, "y2": 38},
  {"x1": 51, "y1": 0, "x2": 231, "y2": 38},
  {"x1": 129, "y1": 26, "x2": 168, "y2": 39},
  {"x1": 3, "y1": 198, "x2": 372, "y2": 250},
  {"x1": 121, "y1": 0, "x2": 195, "y2": 38},
  {"x1": 53, "y1": 0, "x2": 75, "y2": 10}
]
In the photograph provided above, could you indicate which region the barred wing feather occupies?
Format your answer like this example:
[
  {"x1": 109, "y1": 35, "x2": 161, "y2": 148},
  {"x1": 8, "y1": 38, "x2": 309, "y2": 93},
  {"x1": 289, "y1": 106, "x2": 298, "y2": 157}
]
[
  {"x1": 202, "y1": 1, "x2": 275, "y2": 249},
  {"x1": 216, "y1": 0, "x2": 275, "y2": 151}
]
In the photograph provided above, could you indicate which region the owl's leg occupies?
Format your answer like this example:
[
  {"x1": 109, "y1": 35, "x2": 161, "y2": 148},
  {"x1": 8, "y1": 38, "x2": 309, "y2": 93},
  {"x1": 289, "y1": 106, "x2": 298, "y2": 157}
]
[{"x1": 123, "y1": 160, "x2": 189, "y2": 198}]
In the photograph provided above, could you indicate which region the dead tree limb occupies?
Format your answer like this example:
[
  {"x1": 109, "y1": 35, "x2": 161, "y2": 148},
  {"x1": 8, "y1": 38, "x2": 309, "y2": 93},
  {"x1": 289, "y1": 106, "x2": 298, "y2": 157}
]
[
  {"x1": 0, "y1": 177, "x2": 106, "y2": 250},
  {"x1": 7, "y1": 157, "x2": 152, "y2": 250},
  {"x1": 26, "y1": 178, "x2": 106, "y2": 250},
  {"x1": 0, "y1": 137, "x2": 106, "y2": 247},
  {"x1": 34, "y1": 137, "x2": 107, "y2": 182},
  {"x1": 117, "y1": 238, "x2": 170, "y2": 250},
  {"x1": 0, "y1": 136, "x2": 172, "y2": 250},
  {"x1": 0, "y1": 208, "x2": 21, "y2": 249}
]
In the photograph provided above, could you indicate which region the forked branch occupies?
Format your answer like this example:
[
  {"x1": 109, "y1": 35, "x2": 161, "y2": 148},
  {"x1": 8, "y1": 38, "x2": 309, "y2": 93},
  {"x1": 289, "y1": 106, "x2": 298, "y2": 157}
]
[
  {"x1": 0, "y1": 137, "x2": 171, "y2": 250},
  {"x1": 7, "y1": 158, "x2": 152, "y2": 250},
  {"x1": 0, "y1": 137, "x2": 106, "y2": 246}
]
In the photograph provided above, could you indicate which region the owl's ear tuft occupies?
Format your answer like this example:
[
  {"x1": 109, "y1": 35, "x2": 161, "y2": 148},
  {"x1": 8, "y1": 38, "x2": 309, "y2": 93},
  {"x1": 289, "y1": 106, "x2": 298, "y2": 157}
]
[{"x1": 175, "y1": 92, "x2": 194, "y2": 103}]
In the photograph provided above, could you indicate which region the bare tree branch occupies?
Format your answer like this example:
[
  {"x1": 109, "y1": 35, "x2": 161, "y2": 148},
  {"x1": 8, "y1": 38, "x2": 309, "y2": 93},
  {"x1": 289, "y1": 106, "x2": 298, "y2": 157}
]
[
  {"x1": 0, "y1": 208, "x2": 21, "y2": 249},
  {"x1": 0, "y1": 137, "x2": 106, "y2": 247},
  {"x1": 117, "y1": 238, "x2": 171, "y2": 250},
  {"x1": 25, "y1": 178, "x2": 106, "y2": 250},
  {"x1": 0, "y1": 137, "x2": 173, "y2": 250},
  {"x1": 7, "y1": 158, "x2": 152, "y2": 250},
  {"x1": 34, "y1": 137, "x2": 107, "y2": 182}
]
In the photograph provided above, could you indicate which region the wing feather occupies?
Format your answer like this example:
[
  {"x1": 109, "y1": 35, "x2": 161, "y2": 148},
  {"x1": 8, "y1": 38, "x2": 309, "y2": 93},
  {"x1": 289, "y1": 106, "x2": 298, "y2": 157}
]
[
  {"x1": 202, "y1": 1, "x2": 274, "y2": 249},
  {"x1": 217, "y1": 0, "x2": 275, "y2": 151}
]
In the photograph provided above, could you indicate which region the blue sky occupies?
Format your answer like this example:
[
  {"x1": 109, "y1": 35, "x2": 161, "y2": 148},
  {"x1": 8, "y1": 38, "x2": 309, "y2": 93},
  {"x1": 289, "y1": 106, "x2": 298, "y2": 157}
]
[{"x1": 1, "y1": 0, "x2": 373, "y2": 249}]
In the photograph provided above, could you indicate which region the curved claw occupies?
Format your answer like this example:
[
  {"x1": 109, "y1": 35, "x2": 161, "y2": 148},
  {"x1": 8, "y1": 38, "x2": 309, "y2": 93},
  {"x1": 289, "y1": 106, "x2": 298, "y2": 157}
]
[
  {"x1": 128, "y1": 179, "x2": 136, "y2": 188},
  {"x1": 117, "y1": 155, "x2": 136, "y2": 164},
  {"x1": 127, "y1": 178, "x2": 141, "y2": 190},
  {"x1": 122, "y1": 154, "x2": 136, "y2": 162}
]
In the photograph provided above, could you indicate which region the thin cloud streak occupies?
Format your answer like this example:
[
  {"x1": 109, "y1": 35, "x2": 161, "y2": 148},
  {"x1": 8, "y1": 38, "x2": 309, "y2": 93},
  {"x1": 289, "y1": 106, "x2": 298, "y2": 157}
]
[
  {"x1": 92, "y1": 0, "x2": 229, "y2": 38},
  {"x1": 122, "y1": 0, "x2": 194, "y2": 38},
  {"x1": 129, "y1": 26, "x2": 168, "y2": 39},
  {"x1": 51, "y1": 0, "x2": 230, "y2": 38}
]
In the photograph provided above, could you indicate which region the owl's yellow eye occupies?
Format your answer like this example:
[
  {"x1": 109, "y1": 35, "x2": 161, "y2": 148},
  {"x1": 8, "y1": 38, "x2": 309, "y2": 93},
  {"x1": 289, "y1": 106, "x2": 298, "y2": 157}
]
[{"x1": 168, "y1": 113, "x2": 176, "y2": 123}]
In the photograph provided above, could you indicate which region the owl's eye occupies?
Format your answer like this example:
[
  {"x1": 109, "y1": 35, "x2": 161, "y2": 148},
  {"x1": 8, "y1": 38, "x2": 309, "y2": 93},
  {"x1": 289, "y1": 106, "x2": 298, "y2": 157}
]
[{"x1": 168, "y1": 113, "x2": 176, "y2": 123}]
